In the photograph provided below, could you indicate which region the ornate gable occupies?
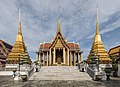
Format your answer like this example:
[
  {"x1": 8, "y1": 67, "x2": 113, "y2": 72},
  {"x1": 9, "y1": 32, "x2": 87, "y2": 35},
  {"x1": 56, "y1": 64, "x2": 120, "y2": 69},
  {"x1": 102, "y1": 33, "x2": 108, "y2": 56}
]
[{"x1": 49, "y1": 19, "x2": 69, "y2": 49}]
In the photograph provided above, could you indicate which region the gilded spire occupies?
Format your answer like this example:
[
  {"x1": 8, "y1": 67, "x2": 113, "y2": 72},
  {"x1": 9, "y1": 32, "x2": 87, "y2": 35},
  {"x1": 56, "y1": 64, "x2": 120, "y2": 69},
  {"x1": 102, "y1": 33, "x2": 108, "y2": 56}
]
[
  {"x1": 94, "y1": 4, "x2": 101, "y2": 42},
  {"x1": 16, "y1": 8, "x2": 23, "y2": 42},
  {"x1": 87, "y1": 4, "x2": 111, "y2": 64},
  {"x1": 57, "y1": 17, "x2": 61, "y2": 33},
  {"x1": 7, "y1": 7, "x2": 31, "y2": 64},
  {"x1": 18, "y1": 8, "x2": 22, "y2": 34},
  {"x1": 96, "y1": 4, "x2": 99, "y2": 35}
]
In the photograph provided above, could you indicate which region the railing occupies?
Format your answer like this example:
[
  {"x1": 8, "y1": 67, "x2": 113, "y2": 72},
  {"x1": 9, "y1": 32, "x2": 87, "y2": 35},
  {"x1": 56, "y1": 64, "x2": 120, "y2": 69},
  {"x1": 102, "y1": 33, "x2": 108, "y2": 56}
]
[
  {"x1": 87, "y1": 66, "x2": 95, "y2": 79},
  {"x1": 28, "y1": 67, "x2": 34, "y2": 78},
  {"x1": 0, "y1": 67, "x2": 17, "y2": 71},
  {"x1": 87, "y1": 64, "x2": 103, "y2": 80}
]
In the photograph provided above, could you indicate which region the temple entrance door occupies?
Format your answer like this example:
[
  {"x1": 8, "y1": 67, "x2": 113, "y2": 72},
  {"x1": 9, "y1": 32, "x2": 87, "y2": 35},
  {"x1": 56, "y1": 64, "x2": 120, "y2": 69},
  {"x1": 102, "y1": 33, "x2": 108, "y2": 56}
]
[{"x1": 56, "y1": 49, "x2": 63, "y2": 65}]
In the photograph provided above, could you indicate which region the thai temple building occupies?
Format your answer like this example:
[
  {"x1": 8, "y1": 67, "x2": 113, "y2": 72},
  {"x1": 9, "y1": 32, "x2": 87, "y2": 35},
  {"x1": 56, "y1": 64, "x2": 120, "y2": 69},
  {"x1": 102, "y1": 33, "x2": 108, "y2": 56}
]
[
  {"x1": 87, "y1": 7, "x2": 111, "y2": 64},
  {"x1": 0, "y1": 40, "x2": 13, "y2": 67},
  {"x1": 6, "y1": 9, "x2": 31, "y2": 64},
  {"x1": 108, "y1": 45, "x2": 120, "y2": 59},
  {"x1": 36, "y1": 19, "x2": 82, "y2": 66}
]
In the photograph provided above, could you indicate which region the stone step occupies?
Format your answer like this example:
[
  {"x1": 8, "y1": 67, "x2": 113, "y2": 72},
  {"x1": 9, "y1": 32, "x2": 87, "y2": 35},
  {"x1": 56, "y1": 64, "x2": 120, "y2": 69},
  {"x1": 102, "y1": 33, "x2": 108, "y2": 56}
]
[
  {"x1": 39, "y1": 66, "x2": 80, "y2": 73},
  {"x1": 29, "y1": 66, "x2": 91, "y2": 80}
]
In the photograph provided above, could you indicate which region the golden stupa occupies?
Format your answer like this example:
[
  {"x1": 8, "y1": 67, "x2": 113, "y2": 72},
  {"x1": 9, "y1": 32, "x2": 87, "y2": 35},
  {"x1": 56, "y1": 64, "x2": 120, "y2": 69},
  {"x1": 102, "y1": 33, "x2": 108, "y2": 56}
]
[
  {"x1": 7, "y1": 9, "x2": 31, "y2": 64},
  {"x1": 87, "y1": 6, "x2": 111, "y2": 64}
]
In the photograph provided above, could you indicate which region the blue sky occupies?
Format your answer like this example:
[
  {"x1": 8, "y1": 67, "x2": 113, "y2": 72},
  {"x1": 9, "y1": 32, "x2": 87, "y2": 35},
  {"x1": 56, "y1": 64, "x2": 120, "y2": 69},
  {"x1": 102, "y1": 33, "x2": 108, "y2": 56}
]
[{"x1": 0, "y1": 0, "x2": 120, "y2": 61}]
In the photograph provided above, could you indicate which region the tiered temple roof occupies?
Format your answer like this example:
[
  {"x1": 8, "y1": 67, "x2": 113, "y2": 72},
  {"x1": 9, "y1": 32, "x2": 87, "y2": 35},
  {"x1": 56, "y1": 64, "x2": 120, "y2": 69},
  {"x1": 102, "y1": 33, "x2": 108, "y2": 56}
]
[
  {"x1": 39, "y1": 42, "x2": 79, "y2": 50},
  {"x1": 108, "y1": 45, "x2": 120, "y2": 63},
  {"x1": 39, "y1": 19, "x2": 80, "y2": 52},
  {"x1": 108, "y1": 45, "x2": 120, "y2": 55},
  {"x1": 0, "y1": 39, "x2": 13, "y2": 66},
  {"x1": 0, "y1": 39, "x2": 13, "y2": 56}
]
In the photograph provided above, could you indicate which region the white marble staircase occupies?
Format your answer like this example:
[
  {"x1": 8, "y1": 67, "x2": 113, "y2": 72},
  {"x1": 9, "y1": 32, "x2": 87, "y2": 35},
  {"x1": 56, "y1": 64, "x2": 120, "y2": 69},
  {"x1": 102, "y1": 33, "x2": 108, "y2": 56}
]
[{"x1": 29, "y1": 66, "x2": 91, "y2": 80}]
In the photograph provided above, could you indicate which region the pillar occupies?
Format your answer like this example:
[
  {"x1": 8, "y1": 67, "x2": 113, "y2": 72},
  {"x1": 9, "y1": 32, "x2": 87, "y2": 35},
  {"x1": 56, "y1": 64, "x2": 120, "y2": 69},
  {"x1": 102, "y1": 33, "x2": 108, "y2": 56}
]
[
  {"x1": 80, "y1": 53, "x2": 82, "y2": 61},
  {"x1": 38, "y1": 53, "x2": 41, "y2": 62},
  {"x1": 36, "y1": 52, "x2": 39, "y2": 61},
  {"x1": 47, "y1": 52, "x2": 48, "y2": 66},
  {"x1": 53, "y1": 48, "x2": 55, "y2": 64},
  {"x1": 78, "y1": 53, "x2": 79, "y2": 62},
  {"x1": 74, "y1": 52, "x2": 76, "y2": 66},
  {"x1": 67, "y1": 49, "x2": 69, "y2": 66},
  {"x1": 63, "y1": 48, "x2": 66, "y2": 64},
  {"x1": 42, "y1": 53, "x2": 44, "y2": 65},
  {"x1": 49, "y1": 49, "x2": 51, "y2": 65},
  {"x1": 70, "y1": 52, "x2": 72, "y2": 66}
]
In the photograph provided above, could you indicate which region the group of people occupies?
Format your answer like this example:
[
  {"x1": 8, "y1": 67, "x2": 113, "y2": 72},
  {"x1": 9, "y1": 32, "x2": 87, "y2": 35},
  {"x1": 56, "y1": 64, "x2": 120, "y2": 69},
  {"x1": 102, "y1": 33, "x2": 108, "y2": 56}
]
[{"x1": 77, "y1": 61, "x2": 88, "y2": 72}]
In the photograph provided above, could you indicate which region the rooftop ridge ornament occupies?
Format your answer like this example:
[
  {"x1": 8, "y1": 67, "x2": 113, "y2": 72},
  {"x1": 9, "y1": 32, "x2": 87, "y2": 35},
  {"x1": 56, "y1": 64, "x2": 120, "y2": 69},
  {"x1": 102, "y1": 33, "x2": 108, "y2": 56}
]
[{"x1": 57, "y1": 17, "x2": 61, "y2": 33}]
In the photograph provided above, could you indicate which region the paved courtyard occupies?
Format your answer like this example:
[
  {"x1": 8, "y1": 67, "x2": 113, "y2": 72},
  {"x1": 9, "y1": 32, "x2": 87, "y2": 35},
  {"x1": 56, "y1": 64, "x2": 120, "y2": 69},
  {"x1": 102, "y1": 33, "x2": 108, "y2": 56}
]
[
  {"x1": 0, "y1": 76, "x2": 120, "y2": 87},
  {"x1": 29, "y1": 66, "x2": 91, "y2": 80},
  {"x1": 0, "y1": 66, "x2": 120, "y2": 87}
]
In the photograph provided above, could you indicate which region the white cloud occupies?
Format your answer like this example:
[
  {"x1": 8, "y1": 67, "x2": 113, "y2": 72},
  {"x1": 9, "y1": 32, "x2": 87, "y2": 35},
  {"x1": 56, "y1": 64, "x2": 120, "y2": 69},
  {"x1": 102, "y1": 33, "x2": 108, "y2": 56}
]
[{"x1": 0, "y1": 0, "x2": 120, "y2": 61}]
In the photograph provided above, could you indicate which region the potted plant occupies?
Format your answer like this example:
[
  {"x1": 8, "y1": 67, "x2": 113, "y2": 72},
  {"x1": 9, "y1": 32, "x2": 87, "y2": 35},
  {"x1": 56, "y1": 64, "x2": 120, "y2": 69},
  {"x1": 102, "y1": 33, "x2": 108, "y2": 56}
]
[
  {"x1": 112, "y1": 64, "x2": 118, "y2": 77},
  {"x1": 110, "y1": 55, "x2": 118, "y2": 77},
  {"x1": 96, "y1": 74, "x2": 102, "y2": 81},
  {"x1": 104, "y1": 65, "x2": 112, "y2": 80},
  {"x1": 21, "y1": 75, "x2": 28, "y2": 82}
]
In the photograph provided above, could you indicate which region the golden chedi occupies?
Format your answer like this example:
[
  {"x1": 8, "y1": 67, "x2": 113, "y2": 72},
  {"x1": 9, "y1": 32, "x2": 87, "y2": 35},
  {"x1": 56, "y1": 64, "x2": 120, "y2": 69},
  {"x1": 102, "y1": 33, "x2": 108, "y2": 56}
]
[
  {"x1": 7, "y1": 9, "x2": 31, "y2": 64},
  {"x1": 87, "y1": 6, "x2": 111, "y2": 64}
]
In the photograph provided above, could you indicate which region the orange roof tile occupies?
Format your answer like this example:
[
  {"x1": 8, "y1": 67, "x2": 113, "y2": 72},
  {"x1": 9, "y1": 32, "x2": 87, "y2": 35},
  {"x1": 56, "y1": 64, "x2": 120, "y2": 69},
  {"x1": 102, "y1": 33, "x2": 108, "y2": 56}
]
[
  {"x1": 40, "y1": 43, "x2": 51, "y2": 49},
  {"x1": 40, "y1": 42, "x2": 79, "y2": 49},
  {"x1": 68, "y1": 43, "x2": 79, "y2": 49}
]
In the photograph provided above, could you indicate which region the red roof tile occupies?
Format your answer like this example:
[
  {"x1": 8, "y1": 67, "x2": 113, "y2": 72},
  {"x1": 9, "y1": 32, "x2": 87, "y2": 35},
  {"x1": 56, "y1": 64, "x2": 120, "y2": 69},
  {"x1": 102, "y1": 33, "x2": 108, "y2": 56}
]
[
  {"x1": 40, "y1": 43, "x2": 51, "y2": 49},
  {"x1": 68, "y1": 43, "x2": 79, "y2": 49},
  {"x1": 40, "y1": 42, "x2": 79, "y2": 49}
]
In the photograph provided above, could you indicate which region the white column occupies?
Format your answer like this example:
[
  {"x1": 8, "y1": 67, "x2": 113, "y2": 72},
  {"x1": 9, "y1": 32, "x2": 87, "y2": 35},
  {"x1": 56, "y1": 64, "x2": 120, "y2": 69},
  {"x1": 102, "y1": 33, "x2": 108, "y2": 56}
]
[
  {"x1": 47, "y1": 52, "x2": 48, "y2": 66},
  {"x1": 38, "y1": 53, "x2": 41, "y2": 62},
  {"x1": 36, "y1": 52, "x2": 38, "y2": 61},
  {"x1": 78, "y1": 53, "x2": 79, "y2": 62},
  {"x1": 53, "y1": 48, "x2": 55, "y2": 64},
  {"x1": 42, "y1": 53, "x2": 44, "y2": 65},
  {"x1": 49, "y1": 49, "x2": 51, "y2": 65},
  {"x1": 63, "y1": 48, "x2": 66, "y2": 64},
  {"x1": 80, "y1": 53, "x2": 82, "y2": 61},
  {"x1": 67, "y1": 49, "x2": 69, "y2": 66},
  {"x1": 74, "y1": 52, "x2": 76, "y2": 66},
  {"x1": 70, "y1": 52, "x2": 72, "y2": 66}
]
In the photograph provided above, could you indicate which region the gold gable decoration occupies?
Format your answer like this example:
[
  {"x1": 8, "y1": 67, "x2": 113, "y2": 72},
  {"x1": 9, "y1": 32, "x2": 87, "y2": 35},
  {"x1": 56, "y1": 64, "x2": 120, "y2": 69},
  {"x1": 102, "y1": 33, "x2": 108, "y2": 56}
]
[{"x1": 49, "y1": 18, "x2": 69, "y2": 49}]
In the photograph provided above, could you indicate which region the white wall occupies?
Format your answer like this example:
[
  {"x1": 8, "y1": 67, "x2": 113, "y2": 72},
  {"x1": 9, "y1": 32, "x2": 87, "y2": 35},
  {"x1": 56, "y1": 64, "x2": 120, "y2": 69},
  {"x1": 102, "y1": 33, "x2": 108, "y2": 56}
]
[{"x1": 0, "y1": 71, "x2": 13, "y2": 75}]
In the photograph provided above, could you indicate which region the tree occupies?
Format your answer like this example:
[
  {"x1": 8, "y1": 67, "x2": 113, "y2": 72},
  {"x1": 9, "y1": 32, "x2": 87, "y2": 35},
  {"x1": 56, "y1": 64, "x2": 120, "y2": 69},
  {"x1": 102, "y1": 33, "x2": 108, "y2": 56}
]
[{"x1": 109, "y1": 55, "x2": 118, "y2": 77}]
